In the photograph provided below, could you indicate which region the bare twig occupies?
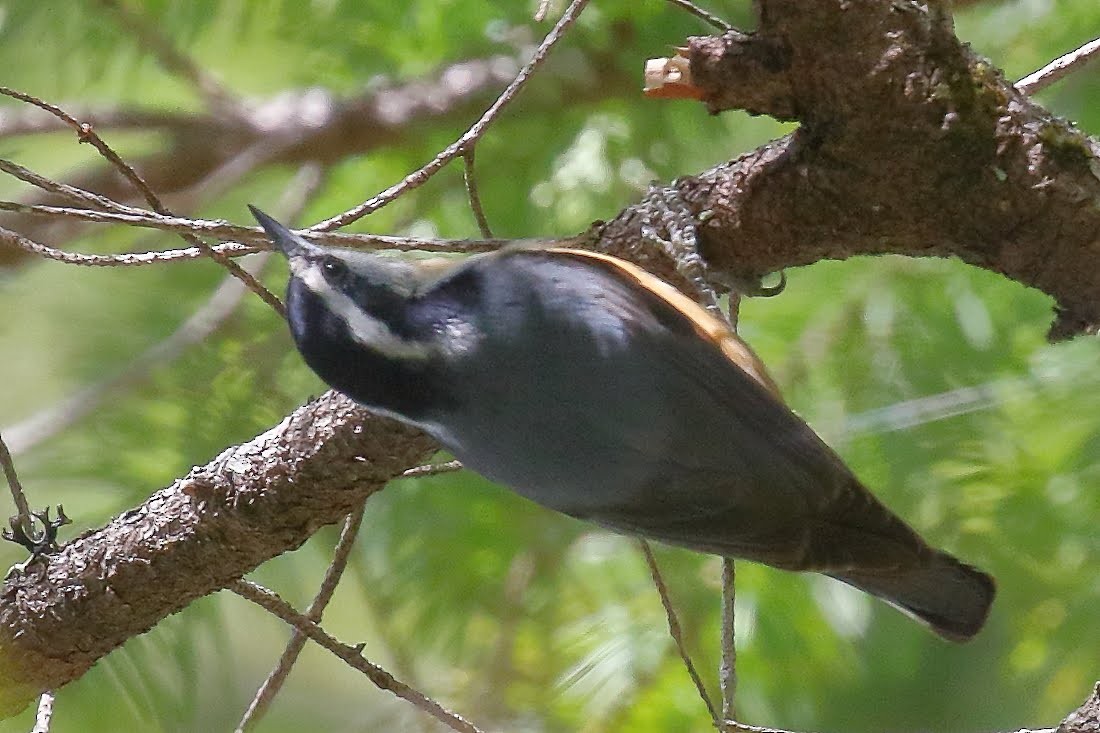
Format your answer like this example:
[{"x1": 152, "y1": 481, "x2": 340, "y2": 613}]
[
  {"x1": 94, "y1": 0, "x2": 240, "y2": 115},
  {"x1": 638, "y1": 540, "x2": 719, "y2": 725},
  {"x1": 0, "y1": 225, "x2": 254, "y2": 267},
  {"x1": 0, "y1": 203, "x2": 526, "y2": 262},
  {"x1": 462, "y1": 148, "x2": 493, "y2": 238},
  {"x1": 2, "y1": 164, "x2": 326, "y2": 456},
  {"x1": 0, "y1": 225, "x2": 516, "y2": 268},
  {"x1": 720, "y1": 295, "x2": 743, "y2": 725},
  {"x1": 0, "y1": 432, "x2": 32, "y2": 534},
  {"x1": 230, "y1": 580, "x2": 485, "y2": 733},
  {"x1": 0, "y1": 159, "x2": 141, "y2": 216},
  {"x1": 0, "y1": 87, "x2": 284, "y2": 316},
  {"x1": 639, "y1": 185, "x2": 741, "y2": 725},
  {"x1": 237, "y1": 505, "x2": 368, "y2": 731},
  {"x1": 719, "y1": 558, "x2": 737, "y2": 723},
  {"x1": 663, "y1": 0, "x2": 732, "y2": 31},
  {"x1": 31, "y1": 691, "x2": 54, "y2": 733},
  {"x1": 400, "y1": 460, "x2": 464, "y2": 479},
  {"x1": 311, "y1": 0, "x2": 591, "y2": 231},
  {"x1": 0, "y1": 88, "x2": 172, "y2": 219},
  {"x1": 1017, "y1": 36, "x2": 1100, "y2": 96}
]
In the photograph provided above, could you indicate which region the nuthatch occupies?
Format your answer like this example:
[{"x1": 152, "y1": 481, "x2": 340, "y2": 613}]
[{"x1": 252, "y1": 206, "x2": 994, "y2": 641}]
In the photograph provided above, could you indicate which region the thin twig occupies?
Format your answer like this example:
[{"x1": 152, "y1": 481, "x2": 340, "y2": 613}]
[
  {"x1": 400, "y1": 460, "x2": 464, "y2": 479},
  {"x1": 642, "y1": 185, "x2": 739, "y2": 725},
  {"x1": 94, "y1": 0, "x2": 240, "y2": 115},
  {"x1": 0, "y1": 431, "x2": 32, "y2": 534},
  {"x1": 230, "y1": 580, "x2": 485, "y2": 733},
  {"x1": 719, "y1": 558, "x2": 737, "y2": 723},
  {"x1": 721, "y1": 293, "x2": 744, "y2": 725},
  {"x1": 2, "y1": 164, "x2": 326, "y2": 456},
  {"x1": 0, "y1": 201, "x2": 524, "y2": 258},
  {"x1": 0, "y1": 88, "x2": 175, "y2": 220},
  {"x1": 0, "y1": 225, "x2": 252, "y2": 267},
  {"x1": 0, "y1": 86, "x2": 284, "y2": 316},
  {"x1": 0, "y1": 158, "x2": 143, "y2": 216},
  {"x1": 237, "y1": 505, "x2": 368, "y2": 731},
  {"x1": 462, "y1": 148, "x2": 494, "y2": 238},
  {"x1": 31, "y1": 690, "x2": 55, "y2": 733},
  {"x1": 663, "y1": 0, "x2": 732, "y2": 31},
  {"x1": 638, "y1": 540, "x2": 719, "y2": 726},
  {"x1": 311, "y1": 0, "x2": 590, "y2": 231},
  {"x1": 1017, "y1": 36, "x2": 1100, "y2": 96},
  {"x1": 722, "y1": 723, "x2": 818, "y2": 733}
]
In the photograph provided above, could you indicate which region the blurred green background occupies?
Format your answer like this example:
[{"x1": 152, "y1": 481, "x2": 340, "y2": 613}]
[{"x1": 0, "y1": 1, "x2": 1097, "y2": 731}]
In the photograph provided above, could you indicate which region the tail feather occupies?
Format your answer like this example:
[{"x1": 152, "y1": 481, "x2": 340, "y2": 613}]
[{"x1": 831, "y1": 551, "x2": 996, "y2": 642}]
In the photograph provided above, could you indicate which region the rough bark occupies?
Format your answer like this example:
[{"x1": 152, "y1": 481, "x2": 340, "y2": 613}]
[
  {"x1": 600, "y1": 0, "x2": 1100, "y2": 340},
  {"x1": 0, "y1": 392, "x2": 436, "y2": 716}
]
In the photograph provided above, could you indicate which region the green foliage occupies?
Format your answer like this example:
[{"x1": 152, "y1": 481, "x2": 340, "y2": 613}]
[{"x1": 1, "y1": 0, "x2": 1098, "y2": 731}]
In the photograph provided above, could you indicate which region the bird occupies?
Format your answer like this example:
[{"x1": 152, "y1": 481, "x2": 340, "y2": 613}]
[{"x1": 250, "y1": 205, "x2": 995, "y2": 641}]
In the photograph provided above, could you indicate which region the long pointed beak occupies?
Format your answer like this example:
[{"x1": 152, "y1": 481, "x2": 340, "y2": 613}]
[{"x1": 249, "y1": 205, "x2": 317, "y2": 258}]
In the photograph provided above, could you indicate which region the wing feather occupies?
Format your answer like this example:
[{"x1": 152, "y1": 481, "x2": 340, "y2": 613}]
[{"x1": 536, "y1": 249, "x2": 930, "y2": 573}]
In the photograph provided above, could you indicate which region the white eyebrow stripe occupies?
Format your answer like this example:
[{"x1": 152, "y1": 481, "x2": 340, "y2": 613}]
[{"x1": 297, "y1": 260, "x2": 433, "y2": 361}]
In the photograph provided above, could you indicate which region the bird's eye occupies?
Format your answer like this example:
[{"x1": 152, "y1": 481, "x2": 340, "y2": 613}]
[{"x1": 322, "y1": 257, "x2": 348, "y2": 282}]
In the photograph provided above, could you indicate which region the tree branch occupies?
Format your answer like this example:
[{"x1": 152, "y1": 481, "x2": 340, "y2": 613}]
[
  {"x1": 628, "y1": 0, "x2": 1100, "y2": 339},
  {"x1": 0, "y1": 46, "x2": 634, "y2": 267},
  {"x1": 0, "y1": 392, "x2": 436, "y2": 716}
]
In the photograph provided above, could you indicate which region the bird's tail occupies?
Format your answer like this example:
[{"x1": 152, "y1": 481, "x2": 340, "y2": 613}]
[{"x1": 831, "y1": 551, "x2": 996, "y2": 642}]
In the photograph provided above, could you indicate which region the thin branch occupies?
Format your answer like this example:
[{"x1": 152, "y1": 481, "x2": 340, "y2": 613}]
[
  {"x1": 721, "y1": 295, "x2": 743, "y2": 725},
  {"x1": 311, "y1": 0, "x2": 591, "y2": 231},
  {"x1": 400, "y1": 460, "x2": 464, "y2": 479},
  {"x1": 78, "y1": 132, "x2": 285, "y2": 315},
  {"x1": 0, "y1": 225, "x2": 517, "y2": 268},
  {"x1": 0, "y1": 159, "x2": 141, "y2": 216},
  {"x1": 2, "y1": 164, "x2": 326, "y2": 456},
  {"x1": 0, "y1": 225, "x2": 254, "y2": 267},
  {"x1": 1016, "y1": 36, "x2": 1100, "y2": 96},
  {"x1": 720, "y1": 558, "x2": 737, "y2": 724},
  {"x1": 0, "y1": 87, "x2": 284, "y2": 316},
  {"x1": 637, "y1": 185, "x2": 741, "y2": 726},
  {"x1": 663, "y1": 0, "x2": 732, "y2": 31},
  {"x1": 94, "y1": 0, "x2": 240, "y2": 115},
  {"x1": 1, "y1": 151, "x2": 257, "y2": 270},
  {"x1": 462, "y1": 148, "x2": 493, "y2": 238},
  {"x1": 230, "y1": 580, "x2": 485, "y2": 733},
  {"x1": 0, "y1": 88, "x2": 172, "y2": 219},
  {"x1": 0, "y1": 432, "x2": 31, "y2": 534},
  {"x1": 638, "y1": 540, "x2": 719, "y2": 726},
  {"x1": 0, "y1": 203, "x2": 530, "y2": 263},
  {"x1": 31, "y1": 691, "x2": 54, "y2": 733},
  {"x1": 236, "y1": 505, "x2": 368, "y2": 731}
]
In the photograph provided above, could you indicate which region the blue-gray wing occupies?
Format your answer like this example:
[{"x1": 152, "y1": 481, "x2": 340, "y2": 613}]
[{"x1": 525, "y1": 250, "x2": 930, "y2": 573}]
